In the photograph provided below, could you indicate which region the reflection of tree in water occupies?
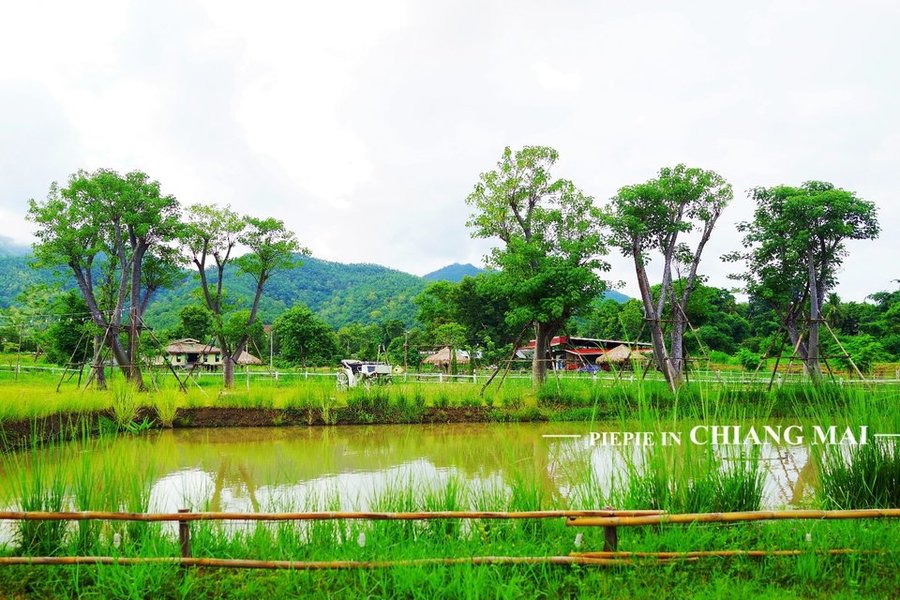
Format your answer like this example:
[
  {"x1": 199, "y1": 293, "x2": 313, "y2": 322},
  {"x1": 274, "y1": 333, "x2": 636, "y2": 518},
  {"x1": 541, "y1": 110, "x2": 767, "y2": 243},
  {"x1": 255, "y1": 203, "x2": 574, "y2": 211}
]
[
  {"x1": 174, "y1": 424, "x2": 567, "y2": 508},
  {"x1": 209, "y1": 457, "x2": 260, "y2": 512},
  {"x1": 2, "y1": 423, "x2": 818, "y2": 511}
]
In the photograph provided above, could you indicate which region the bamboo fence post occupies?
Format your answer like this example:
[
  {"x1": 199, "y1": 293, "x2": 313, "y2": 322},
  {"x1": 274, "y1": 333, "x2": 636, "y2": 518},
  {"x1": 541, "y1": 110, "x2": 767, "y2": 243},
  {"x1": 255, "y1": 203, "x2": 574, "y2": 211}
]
[
  {"x1": 603, "y1": 505, "x2": 618, "y2": 552},
  {"x1": 178, "y1": 509, "x2": 192, "y2": 559}
]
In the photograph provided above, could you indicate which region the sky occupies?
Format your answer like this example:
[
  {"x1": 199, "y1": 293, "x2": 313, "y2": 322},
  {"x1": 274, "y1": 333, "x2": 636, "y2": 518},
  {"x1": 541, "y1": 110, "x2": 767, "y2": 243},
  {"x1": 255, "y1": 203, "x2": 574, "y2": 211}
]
[{"x1": 0, "y1": 0, "x2": 897, "y2": 301}]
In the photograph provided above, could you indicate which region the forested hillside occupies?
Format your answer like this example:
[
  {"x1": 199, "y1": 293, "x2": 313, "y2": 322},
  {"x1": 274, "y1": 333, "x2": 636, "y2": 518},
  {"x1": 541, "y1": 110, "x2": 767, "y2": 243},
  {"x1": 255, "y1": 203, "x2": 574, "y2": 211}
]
[
  {"x1": 0, "y1": 252, "x2": 631, "y2": 332},
  {"x1": 139, "y1": 256, "x2": 428, "y2": 330},
  {"x1": 423, "y1": 263, "x2": 483, "y2": 282}
]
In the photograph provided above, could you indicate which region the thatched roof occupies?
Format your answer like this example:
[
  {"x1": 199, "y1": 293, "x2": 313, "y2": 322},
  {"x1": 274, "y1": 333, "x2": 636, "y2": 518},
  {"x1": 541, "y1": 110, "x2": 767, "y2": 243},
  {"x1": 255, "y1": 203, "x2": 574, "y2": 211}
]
[
  {"x1": 595, "y1": 344, "x2": 648, "y2": 364},
  {"x1": 165, "y1": 338, "x2": 221, "y2": 355},
  {"x1": 236, "y1": 350, "x2": 263, "y2": 366},
  {"x1": 422, "y1": 347, "x2": 470, "y2": 365}
]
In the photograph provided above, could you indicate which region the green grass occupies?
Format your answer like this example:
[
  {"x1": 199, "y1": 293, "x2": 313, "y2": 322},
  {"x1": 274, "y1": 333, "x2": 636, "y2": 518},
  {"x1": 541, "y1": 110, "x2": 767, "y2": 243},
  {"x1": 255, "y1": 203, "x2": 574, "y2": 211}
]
[
  {"x1": 1, "y1": 367, "x2": 898, "y2": 428},
  {"x1": 2, "y1": 369, "x2": 900, "y2": 596},
  {"x1": 0, "y1": 448, "x2": 898, "y2": 598}
]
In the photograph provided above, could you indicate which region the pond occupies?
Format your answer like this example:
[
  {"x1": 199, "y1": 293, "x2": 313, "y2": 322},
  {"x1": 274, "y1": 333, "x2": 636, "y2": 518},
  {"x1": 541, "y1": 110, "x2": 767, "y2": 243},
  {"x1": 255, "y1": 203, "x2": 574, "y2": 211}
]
[{"x1": 0, "y1": 421, "x2": 815, "y2": 520}]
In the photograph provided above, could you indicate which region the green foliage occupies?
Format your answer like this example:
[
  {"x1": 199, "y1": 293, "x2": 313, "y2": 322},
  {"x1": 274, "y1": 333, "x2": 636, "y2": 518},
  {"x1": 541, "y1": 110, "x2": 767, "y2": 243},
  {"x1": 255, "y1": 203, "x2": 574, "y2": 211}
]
[
  {"x1": 824, "y1": 334, "x2": 888, "y2": 373},
  {"x1": 608, "y1": 164, "x2": 732, "y2": 386},
  {"x1": 466, "y1": 146, "x2": 609, "y2": 383},
  {"x1": 735, "y1": 347, "x2": 762, "y2": 372},
  {"x1": 415, "y1": 273, "x2": 517, "y2": 351},
  {"x1": 170, "y1": 304, "x2": 214, "y2": 341},
  {"x1": 273, "y1": 305, "x2": 340, "y2": 366},
  {"x1": 726, "y1": 182, "x2": 880, "y2": 374},
  {"x1": 222, "y1": 310, "x2": 265, "y2": 355},
  {"x1": 44, "y1": 289, "x2": 94, "y2": 365}
]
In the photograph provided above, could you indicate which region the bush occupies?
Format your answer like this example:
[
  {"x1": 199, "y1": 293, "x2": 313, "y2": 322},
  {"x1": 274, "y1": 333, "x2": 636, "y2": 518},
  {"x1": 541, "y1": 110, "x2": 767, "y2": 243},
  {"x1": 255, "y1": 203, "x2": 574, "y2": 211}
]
[{"x1": 735, "y1": 348, "x2": 762, "y2": 372}]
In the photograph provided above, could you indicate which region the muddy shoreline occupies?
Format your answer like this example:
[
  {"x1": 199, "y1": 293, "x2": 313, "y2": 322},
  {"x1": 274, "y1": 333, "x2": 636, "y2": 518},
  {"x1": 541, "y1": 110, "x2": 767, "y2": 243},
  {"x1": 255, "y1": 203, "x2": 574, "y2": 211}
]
[{"x1": 0, "y1": 405, "x2": 569, "y2": 452}]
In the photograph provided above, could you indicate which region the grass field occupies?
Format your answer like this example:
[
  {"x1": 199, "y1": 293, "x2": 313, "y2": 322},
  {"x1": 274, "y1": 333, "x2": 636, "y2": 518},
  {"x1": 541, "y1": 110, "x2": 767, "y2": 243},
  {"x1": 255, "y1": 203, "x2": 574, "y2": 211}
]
[
  {"x1": 1, "y1": 424, "x2": 899, "y2": 599},
  {"x1": 1, "y1": 362, "x2": 899, "y2": 597}
]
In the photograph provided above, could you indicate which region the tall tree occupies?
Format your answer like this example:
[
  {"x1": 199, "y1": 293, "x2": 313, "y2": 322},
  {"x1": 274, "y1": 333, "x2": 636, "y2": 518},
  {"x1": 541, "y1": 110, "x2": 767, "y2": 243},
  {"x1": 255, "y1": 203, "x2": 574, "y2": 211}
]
[
  {"x1": 608, "y1": 164, "x2": 732, "y2": 391},
  {"x1": 28, "y1": 170, "x2": 181, "y2": 388},
  {"x1": 466, "y1": 146, "x2": 609, "y2": 387},
  {"x1": 726, "y1": 182, "x2": 879, "y2": 378},
  {"x1": 273, "y1": 305, "x2": 339, "y2": 366},
  {"x1": 181, "y1": 205, "x2": 304, "y2": 387}
]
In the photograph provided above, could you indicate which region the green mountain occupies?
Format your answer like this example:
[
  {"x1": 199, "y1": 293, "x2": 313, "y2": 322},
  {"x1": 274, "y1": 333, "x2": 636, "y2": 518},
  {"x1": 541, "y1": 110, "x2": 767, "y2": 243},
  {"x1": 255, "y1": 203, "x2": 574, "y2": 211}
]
[
  {"x1": 0, "y1": 253, "x2": 631, "y2": 330},
  {"x1": 423, "y1": 263, "x2": 483, "y2": 282},
  {"x1": 603, "y1": 289, "x2": 630, "y2": 304},
  {"x1": 144, "y1": 256, "x2": 427, "y2": 330},
  {"x1": 0, "y1": 255, "x2": 65, "y2": 308}
]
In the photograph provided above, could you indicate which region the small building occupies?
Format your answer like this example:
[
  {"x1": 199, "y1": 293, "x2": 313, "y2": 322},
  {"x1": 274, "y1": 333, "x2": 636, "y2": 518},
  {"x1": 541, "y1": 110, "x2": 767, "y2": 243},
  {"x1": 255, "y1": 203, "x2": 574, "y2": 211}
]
[
  {"x1": 421, "y1": 347, "x2": 470, "y2": 372},
  {"x1": 595, "y1": 344, "x2": 650, "y2": 371},
  {"x1": 160, "y1": 338, "x2": 262, "y2": 371},
  {"x1": 516, "y1": 336, "x2": 652, "y2": 370}
]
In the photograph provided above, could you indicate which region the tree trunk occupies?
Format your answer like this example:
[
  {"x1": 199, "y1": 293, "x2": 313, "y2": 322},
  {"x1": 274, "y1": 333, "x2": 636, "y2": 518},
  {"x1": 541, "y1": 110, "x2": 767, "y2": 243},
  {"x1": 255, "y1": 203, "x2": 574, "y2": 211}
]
[
  {"x1": 806, "y1": 248, "x2": 822, "y2": 380},
  {"x1": 93, "y1": 335, "x2": 107, "y2": 390},
  {"x1": 669, "y1": 314, "x2": 686, "y2": 383},
  {"x1": 532, "y1": 321, "x2": 549, "y2": 388},
  {"x1": 223, "y1": 355, "x2": 236, "y2": 388},
  {"x1": 634, "y1": 252, "x2": 677, "y2": 392}
]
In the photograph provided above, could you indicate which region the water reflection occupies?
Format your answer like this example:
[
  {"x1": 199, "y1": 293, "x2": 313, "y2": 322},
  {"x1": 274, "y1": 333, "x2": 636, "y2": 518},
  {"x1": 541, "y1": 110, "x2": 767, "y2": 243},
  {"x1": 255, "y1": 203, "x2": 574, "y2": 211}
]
[{"x1": 2, "y1": 422, "x2": 816, "y2": 517}]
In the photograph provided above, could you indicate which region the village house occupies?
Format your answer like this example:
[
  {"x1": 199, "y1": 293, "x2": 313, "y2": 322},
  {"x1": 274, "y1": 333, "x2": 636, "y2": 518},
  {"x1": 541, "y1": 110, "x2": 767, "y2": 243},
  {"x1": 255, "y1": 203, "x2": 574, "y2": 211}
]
[
  {"x1": 159, "y1": 338, "x2": 263, "y2": 371},
  {"x1": 516, "y1": 336, "x2": 652, "y2": 370}
]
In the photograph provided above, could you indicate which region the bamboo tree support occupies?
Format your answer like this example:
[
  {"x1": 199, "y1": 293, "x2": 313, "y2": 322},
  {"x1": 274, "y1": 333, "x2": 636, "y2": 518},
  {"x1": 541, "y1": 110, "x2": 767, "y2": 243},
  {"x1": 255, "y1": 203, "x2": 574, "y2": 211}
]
[
  {"x1": 139, "y1": 316, "x2": 188, "y2": 393},
  {"x1": 673, "y1": 302, "x2": 718, "y2": 387},
  {"x1": 480, "y1": 324, "x2": 529, "y2": 396},
  {"x1": 83, "y1": 321, "x2": 115, "y2": 391},
  {"x1": 56, "y1": 327, "x2": 91, "y2": 392},
  {"x1": 822, "y1": 319, "x2": 868, "y2": 382},
  {"x1": 771, "y1": 329, "x2": 808, "y2": 391},
  {"x1": 756, "y1": 330, "x2": 787, "y2": 387}
]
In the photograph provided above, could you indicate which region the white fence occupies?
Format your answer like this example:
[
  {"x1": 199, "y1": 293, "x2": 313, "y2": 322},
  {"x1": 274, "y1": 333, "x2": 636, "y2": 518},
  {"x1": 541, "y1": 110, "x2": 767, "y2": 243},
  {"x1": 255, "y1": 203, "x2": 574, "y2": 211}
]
[{"x1": 2, "y1": 363, "x2": 899, "y2": 386}]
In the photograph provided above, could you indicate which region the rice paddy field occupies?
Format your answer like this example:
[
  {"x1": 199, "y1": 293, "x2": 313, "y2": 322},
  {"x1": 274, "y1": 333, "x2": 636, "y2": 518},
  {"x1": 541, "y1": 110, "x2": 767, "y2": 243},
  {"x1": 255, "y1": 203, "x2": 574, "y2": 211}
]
[{"x1": 1, "y1": 368, "x2": 899, "y2": 598}]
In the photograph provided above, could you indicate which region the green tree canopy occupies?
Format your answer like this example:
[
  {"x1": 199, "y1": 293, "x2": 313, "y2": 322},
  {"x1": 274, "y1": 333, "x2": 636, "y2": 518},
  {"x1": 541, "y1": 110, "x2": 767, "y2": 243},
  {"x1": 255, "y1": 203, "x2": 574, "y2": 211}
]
[
  {"x1": 466, "y1": 146, "x2": 609, "y2": 386},
  {"x1": 28, "y1": 169, "x2": 181, "y2": 388},
  {"x1": 273, "y1": 305, "x2": 340, "y2": 367},
  {"x1": 726, "y1": 182, "x2": 879, "y2": 378},
  {"x1": 609, "y1": 164, "x2": 732, "y2": 390}
]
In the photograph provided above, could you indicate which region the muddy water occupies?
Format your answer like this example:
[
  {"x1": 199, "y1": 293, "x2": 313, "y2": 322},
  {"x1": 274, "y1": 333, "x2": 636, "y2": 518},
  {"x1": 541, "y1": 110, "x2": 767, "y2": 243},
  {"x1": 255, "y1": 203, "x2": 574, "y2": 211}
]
[{"x1": 0, "y1": 422, "x2": 816, "y2": 518}]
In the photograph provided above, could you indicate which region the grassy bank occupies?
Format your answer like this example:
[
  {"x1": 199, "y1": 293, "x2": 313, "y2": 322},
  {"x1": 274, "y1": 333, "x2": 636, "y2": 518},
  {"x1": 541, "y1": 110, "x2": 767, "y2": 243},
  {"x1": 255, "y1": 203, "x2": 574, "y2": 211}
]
[{"x1": 1, "y1": 369, "x2": 897, "y2": 424}]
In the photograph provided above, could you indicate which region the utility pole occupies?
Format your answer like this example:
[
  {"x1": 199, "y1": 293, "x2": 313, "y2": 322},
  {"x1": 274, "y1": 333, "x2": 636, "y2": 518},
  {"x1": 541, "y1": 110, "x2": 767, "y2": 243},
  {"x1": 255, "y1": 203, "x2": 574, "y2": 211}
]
[{"x1": 404, "y1": 331, "x2": 409, "y2": 372}]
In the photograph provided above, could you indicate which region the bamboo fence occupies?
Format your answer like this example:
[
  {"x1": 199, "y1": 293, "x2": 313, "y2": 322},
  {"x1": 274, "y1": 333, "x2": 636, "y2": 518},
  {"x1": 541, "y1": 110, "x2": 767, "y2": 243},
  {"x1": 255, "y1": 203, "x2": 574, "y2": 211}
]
[
  {"x1": 0, "y1": 509, "x2": 895, "y2": 571},
  {"x1": 566, "y1": 509, "x2": 900, "y2": 528},
  {"x1": 0, "y1": 509, "x2": 663, "y2": 522}
]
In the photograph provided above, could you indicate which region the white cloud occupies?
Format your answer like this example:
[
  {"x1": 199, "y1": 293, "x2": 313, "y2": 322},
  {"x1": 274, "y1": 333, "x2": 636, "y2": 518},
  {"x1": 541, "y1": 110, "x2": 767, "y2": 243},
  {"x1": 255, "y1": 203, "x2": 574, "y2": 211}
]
[
  {"x1": 0, "y1": 0, "x2": 896, "y2": 301},
  {"x1": 534, "y1": 59, "x2": 582, "y2": 93}
]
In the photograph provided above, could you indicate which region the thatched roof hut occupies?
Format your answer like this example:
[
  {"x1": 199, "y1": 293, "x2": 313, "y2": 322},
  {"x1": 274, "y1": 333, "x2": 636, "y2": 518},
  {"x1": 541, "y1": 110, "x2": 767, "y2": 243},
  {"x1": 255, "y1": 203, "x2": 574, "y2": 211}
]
[
  {"x1": 161, "y1": 338, "x2": 262, "y2": 368},
  {"x1": 595, "y1": 344, "x2": 648, "y2": 365},
  {"x1": 165, "y1": 338, "x2": 220, "y2": 355},
  {"x1": 236, "y1": 350, "x2": 263, "y2": 366},
  {"x1": 422, "y1": 347, "x2": 470, "y2": 367}
]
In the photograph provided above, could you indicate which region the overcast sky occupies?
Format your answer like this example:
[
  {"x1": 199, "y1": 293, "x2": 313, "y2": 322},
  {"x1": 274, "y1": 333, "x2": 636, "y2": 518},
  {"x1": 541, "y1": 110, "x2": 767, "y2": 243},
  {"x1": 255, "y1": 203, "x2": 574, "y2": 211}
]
[{"x1": 1, "y1": 1, "x2": 897, "y2": 301}]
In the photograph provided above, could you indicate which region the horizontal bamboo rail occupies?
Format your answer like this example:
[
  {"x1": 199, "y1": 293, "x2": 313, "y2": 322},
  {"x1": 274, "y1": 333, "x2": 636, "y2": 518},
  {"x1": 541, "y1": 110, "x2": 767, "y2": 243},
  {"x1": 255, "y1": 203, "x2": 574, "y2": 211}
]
[
  {"x1": 571, "y1": 549, "x2": 880, "y2": 560},
  {"x1": 0, "y1": 509, "x2": 663, "y2": 522},
  {"x1": 0, "y1": 510, "x2": 894, "y2": 570},
  {"x1": 566, "y1": 509, "x2": 900, "y2": 528},
  {"x1": 0, "y1": 555, "x2": 631, "y2": 569}
]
